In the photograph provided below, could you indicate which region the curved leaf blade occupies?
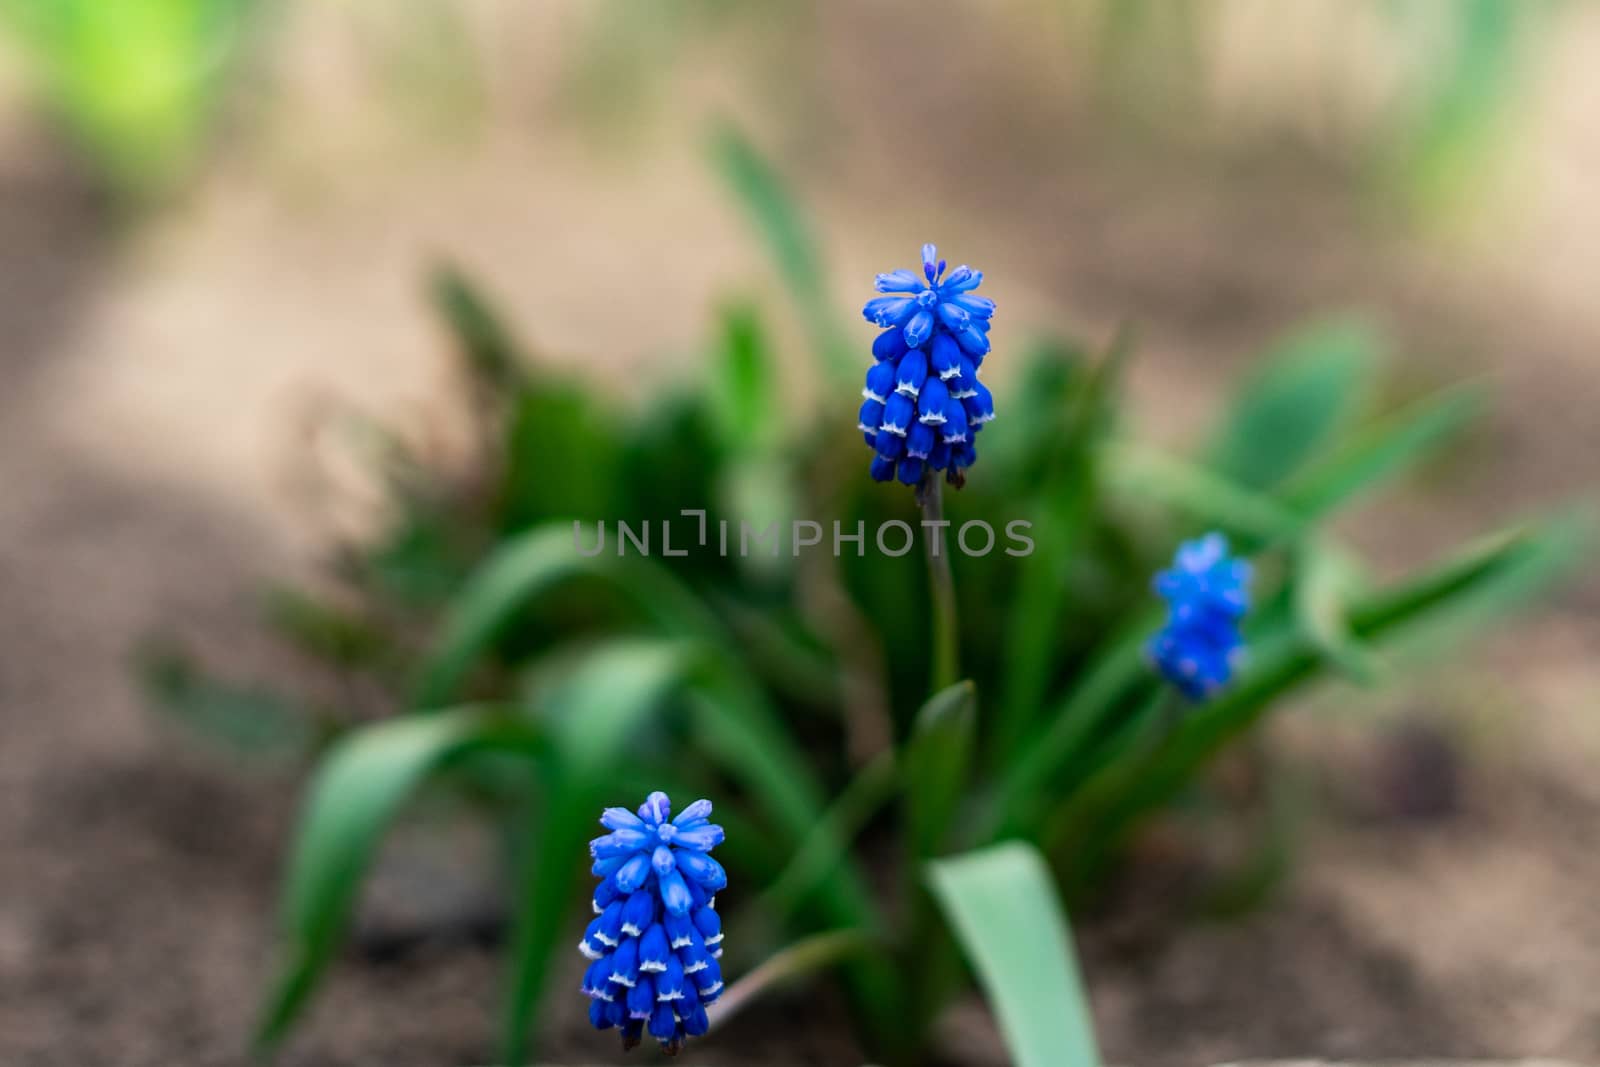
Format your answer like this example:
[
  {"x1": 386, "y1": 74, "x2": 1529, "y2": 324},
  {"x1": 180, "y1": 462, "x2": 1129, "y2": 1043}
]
[
  {"x1": 927, "y1": 843, "x2": 1101, "y2": 1067},
  {"x1": 256, "y1": 709, "x2": 544, "y2": 1050}
]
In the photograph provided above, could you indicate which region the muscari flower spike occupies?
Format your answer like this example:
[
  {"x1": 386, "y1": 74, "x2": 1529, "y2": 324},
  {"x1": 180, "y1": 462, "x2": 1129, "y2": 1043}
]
[
  {"x1": 861, "y1": 243, "x2": 996, "y2": 488},
  {"x1": 1146, "y1": 532, "x2": 1252, "y2": 702},
  {"x1": 580, "y1": 791, "x2": 726, "y2": 1056}
]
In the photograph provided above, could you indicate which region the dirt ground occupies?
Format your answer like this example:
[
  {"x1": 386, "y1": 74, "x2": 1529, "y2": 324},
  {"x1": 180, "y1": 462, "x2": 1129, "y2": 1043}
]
[{"x1": 3, "y1": 4, "x2": 1600, "y2": 1066}]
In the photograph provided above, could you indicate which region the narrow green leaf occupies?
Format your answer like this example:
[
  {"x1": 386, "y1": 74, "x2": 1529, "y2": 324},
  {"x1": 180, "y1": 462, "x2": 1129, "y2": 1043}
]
[
  {"x1": 927, "y1": 843, "x2": 1101, "y2": 1067},
  {"x1": 256, "y1": 709, "x2": 544, "y2": 1049},
  {"x1": 1283, "y1": 383, "x2": 1483, "y2": 520},
  {"x1": 710, "y1": 301, "x2": 778, "y2": 449},
  {"x1": 428, "y1": 264, "x2": 527, "y2": 389},
  {"x1": 709, "y1": 123, "x2": 854, "y2": 381},
  {"x1": 1293, "y1": 540, "x2": 1381, "y2": 684},
  {"x1": 1101, "y1": 442, "x2": 1304, "y2": 542},
  {"x1": 412, "y1": 524, "x2": 723, "y2": 708},
  {"x1": 137, "y1": 645, "x2": 314, "y2": 759},
  {"x1": 1208, "y1": 319, "x2": 1379, "y2": 490},
  {"x1": 903, "y1": 681, "x2": 977, "y2": 857}
]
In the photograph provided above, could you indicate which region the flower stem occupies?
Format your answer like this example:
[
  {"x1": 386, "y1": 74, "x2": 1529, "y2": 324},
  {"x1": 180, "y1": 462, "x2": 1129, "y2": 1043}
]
[{"x1": 918, "y1": 470, "x2": 960, "y2": 692}]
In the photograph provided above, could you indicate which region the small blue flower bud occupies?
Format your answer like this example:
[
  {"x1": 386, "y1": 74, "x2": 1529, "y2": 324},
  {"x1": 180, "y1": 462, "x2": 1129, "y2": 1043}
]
[
  {"x1": 895, "y1": 349, "x2": 929, "y2": 397},
  {"x1": 872, "y1": 327, "x2": 908, "y2": 360},
  {"x1": 608, "y1": 937, "x2": 640, "y2": 988},
  {"x1": 659, "y1": 868, "x2": 693, "y2": 916},
  {"x1": 638, "y1": 923, "x2": 670, "y2": 973},
  {"x1": 626, "y1": 976, "x2": 655, "y2": 1020},
  {"x1": 897, "y1": 457, "x2": 924, "y2": 485},
  {"x1": 874, "y1": 428, "x2": 905, "y2": 460},
  {"x1": 870, "y1": 454, "x2": 897, "y2": 482},
  {"x1": 648, "y1": 1000, "x2": 678, "y2": 1042},
  {"x1": 664, "y1": 912, "x2": 694, "y2": 950},
  {"x1": 904, "y1": 308, "x2": 935, "y2": 349},
  {"x1": 621, "y1": 890, "x2": 654, "y2": 938},
  {"x1": 863, "y1": 360, "x2": 895, "y2": 403},
  {"x1": 614, "y1": 852, "x2": 650, "y2": 893},
  {"x1": 676, "y1": 851, "x2": 727, "y2": 891},
  {"x1": 941, "y1": 399, "x2": 969, "y2": 444},
  {"x1": 590, "y1": 999, "x2": 614, "y2": 1030},
  {"x1": 906, "y1": 421, "x2": 936, "y2": 460},
  {"x1": 1147, "y1": 534, "x2": 1252, "y2": 702},
  {"x1": 656, "y1": 954, "x2": 687, "y2": 1001}
]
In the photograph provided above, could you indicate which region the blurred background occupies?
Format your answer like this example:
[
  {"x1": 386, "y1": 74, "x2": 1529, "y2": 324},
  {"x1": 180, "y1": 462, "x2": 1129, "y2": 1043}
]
[{"x1": 2, "y1": 1, "x2": 1599, "y2": 1065}]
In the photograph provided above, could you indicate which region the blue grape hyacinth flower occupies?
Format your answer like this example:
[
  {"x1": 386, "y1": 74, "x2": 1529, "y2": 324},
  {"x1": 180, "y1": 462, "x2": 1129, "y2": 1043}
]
[
  {"x1": 860, "y1": 243, "x2": 995, "y2": 488},
  {"x1": 580, "y1": 791, "x2": 726, "y2": 1055},
  {"x1": 1147, "y1": 533, "x2": 1252, "y2": 701}
]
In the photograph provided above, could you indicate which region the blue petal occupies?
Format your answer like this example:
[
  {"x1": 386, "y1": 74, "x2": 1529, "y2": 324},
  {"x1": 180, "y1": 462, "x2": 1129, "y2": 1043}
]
[
  {"x1": 665, "y1": 912, "x2": 695, "y2": 949},
  {"x1": 896, "y1": 348, "x2": 928, "y2": 396},
  {"x1": 921, "y1": 243, "x2": 939, "y2": 281},
  {"x1": 693, "y1": 958, "x2": 724, "y2": 1001},
  {"x1": 863, "y1": 361, "x2": 896, "y2": 403},
  {"x1": 869, "y1": 454, "x2": 897, "y2": 482},
  {"x1": 652, "y1": 845, "x2": 675, "y2": 876},
  {"x1": 874, "y1": 428, "x2": 905, "y2": 459},
  {"x1": 942, "y1": 266, "x2": 982, "y2": 292},
  {"x1": 648, "y1": 1000, "x2": 677, "y2": 1041},
  {"x1": 906, "y1": 421, "x2": 936, "y2": 459},
  {"x1": 672, "y1": 823, "x2": 724, "y2": 852},
  {"x1": 951, "y1": 293, "x2": 995, "y2": 318},
  {"x1": 615, "y1": 852, "x2": 651, "y2": 893},
  {"x1": 591, "y1": 830, "x2": 648, "y2": 858},
  {"x1": 621, "y1": 890, "x2": 655, "y2": 937},
  {"x1": 897, "y1": 457, "x2": 924, "y2": 485},
  {"x1": 658, "y1": 867, "x2": 693, "y2": 916},
  {"x1": 675, "y1": 851, "x2": 727, "y2": 891},
  {"x1": 656, "y1": 954, "x2": 687, "y2": 1001},
  {"x1": 872, "y1": 328, "x2": 908, "y2": 361},
  {"x1": 863, "y1": 295, "x2": 915, "y2": 327},
  {"x1": 941, "y1": 398, "x2": 969, "y2": 443},
  {"x1": 882, "y1": 392, "x2": 915, "y2": 435},
  {"x1": 956, "y1": 323, "x2": 990, "y2": 355},
  {"x1": 692, "y1": 906, "x2": 722, "y2": 945},
  {"x1": 593, "y1": 874, "x2": 621, "y2": 912},
  {"x1": 930, "y1": 331, "x2": 962, "y2": 379},
  {"x1": 639, "y1": 791, "x2": 672, "y2": 825},
  {"x1": 963, "y1": 380, "x2": 995, "y2": 425},
  {"x1": 639, "y1": 923, "x2": 670, "y2": 973},
  {"x1": 875, "y1": 269, "x2": 924, "y2": 293},
  {"x1": 591, "y1": 853, "x2": 627, "y2": 878},
  {"x1": 601, "y1": 807, "x2": 646, "y2": 832},
  {"x1": 682, "y1": 1004, "x2": 710, "y2": 1037},
  {"x1": 608, "y1": 936, "x2": 640, "y2": 987},
  {"x1": 590, "y1": 998, "x2": 615, "y2": 1030},
  {"x1": 903, "y1": 309, "x2": 935, "y2": 349},
  {"x1": 627, "y1": 976, "x2": 656, "y2": 1020},
  {"x1": 918, "y1": 377, "x2": 950, "y2": 423},
  {"x1": 937, "y1": 301, "x2": 970, "y2": 332},
  {"x1": 928, "y1": 440, "x2": 951, "y2": 470},
  {"x1": 858, "y1": 397, "x2": 885, "y2": 435}
]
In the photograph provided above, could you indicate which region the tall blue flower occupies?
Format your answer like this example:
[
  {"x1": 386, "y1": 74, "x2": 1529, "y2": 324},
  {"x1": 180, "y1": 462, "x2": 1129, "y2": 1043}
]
[
  {"x1": 1147, "y1": 533, "x2": 1251, "y2": 701},
  {"x1": 580, "y1": 791, "x2": 726, "y2": 1055},
  {"x1": 860, "y1": 243, "x2": 996, "y2": 488}
]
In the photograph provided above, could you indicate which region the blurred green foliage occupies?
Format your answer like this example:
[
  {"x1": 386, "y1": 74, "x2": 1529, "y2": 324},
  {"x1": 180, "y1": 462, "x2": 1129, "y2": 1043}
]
[
  {"x1": 0, "y1": 0, "x2": 263, "y2": 194},
  {"x1": 142, "y1": 132, "x2": 1587, "y2": 1065}
]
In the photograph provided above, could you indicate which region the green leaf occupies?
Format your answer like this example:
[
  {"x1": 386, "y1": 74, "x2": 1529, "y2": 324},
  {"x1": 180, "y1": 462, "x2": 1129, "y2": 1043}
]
[
  {"x1": 1101, "y1": 442, "x2": 1304, "y2": 543},
  {"x1": 1293, "y1": 540, "x2": 1381, "y2": 684},
  {"x1": 709, "y1": 123, "x2": 854, "y2": 381},
  {"x1": 710, "y1": 301, "x2": 778, "y2": 450},
  {"x1": 927, "y1": 843, "x2": 1101, "y2": 1067},
  {"x1": 1209, "y1": 319, "x2": 1379, "y2": 490},
  {"x1": 136, "y1": 645, "x2": 314, "y2": 759},
  {"x1": 428, "y1": 263, "x2": 528, "y2": 390},
  {"x1": 412, "y1": 524, "x2": 723, "y2": 708},
  {"x1": 902, "y1": 681, "x2": 977, "y2": 857},
  {"x1": 1283, "y1": 383, "x2": 1483, "y2": 520},
  {"x1": 255, "y1": 708, "x2": 545, "y2": 1050},
  {"x1": 993, "y1": 333, "x2": 1126, "y2": 761}
]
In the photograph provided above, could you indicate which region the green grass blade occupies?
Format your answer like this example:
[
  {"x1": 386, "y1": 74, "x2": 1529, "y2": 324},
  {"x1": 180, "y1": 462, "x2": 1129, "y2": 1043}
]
[
  {"x1": 709, "y1": 123, "x2": 854, "y2": 381},
  {"x1": 428, "y1": 263, "x2": 528, "y2": 390},
  {"x1": 1282, "y1": 383, "x2": 1484, "y2": 520},
  {"x1": 256, "y1": 708, "x2": 545, "y2": 1050},
  {"x1": 412, "y1": 523, "x2": 723, "y2": 707},
  {"x1": 1208, "y1": 319, "x2": 1379, "y2": 491},
  {"x1": 927, "y1": 843, "x2": 1101, "y2": 1067},
  {"x1": 902, "y1": 681, "x2": 977, "y2": 857},
  {"x1": 1101, "y1": 442, "x2": 1304, "y2": 542}
]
